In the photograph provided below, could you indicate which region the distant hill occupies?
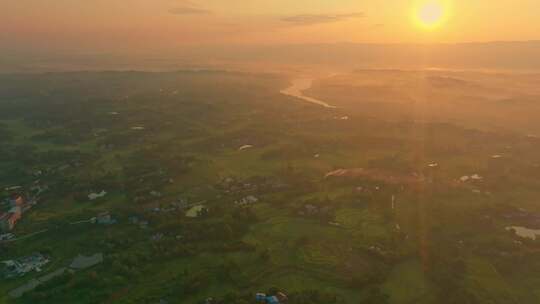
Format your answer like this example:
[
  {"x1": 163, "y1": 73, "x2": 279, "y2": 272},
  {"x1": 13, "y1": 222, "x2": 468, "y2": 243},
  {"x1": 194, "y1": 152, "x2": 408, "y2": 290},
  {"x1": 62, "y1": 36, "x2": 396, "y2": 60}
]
[
  {"x1": 214, "y1": 41, "x2": 540, "y2": 71},
  {"x1": 3, "y1": 41, "x2": 540, "y2": 73}
]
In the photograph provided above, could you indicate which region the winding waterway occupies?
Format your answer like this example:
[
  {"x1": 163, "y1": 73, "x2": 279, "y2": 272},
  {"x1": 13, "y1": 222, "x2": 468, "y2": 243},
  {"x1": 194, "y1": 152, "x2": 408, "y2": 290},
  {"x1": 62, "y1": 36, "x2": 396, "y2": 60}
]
[{"x1": 280, "y1": 78, "x2": 336, "y2": 108}]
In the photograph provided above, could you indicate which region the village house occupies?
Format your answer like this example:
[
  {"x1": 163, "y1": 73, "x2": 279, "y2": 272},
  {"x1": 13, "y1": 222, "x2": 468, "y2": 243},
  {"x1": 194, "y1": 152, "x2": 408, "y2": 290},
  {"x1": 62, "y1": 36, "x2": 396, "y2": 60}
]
[
  {"x1": 88, "y1": 190, "x2": 107, "y2": 200},
  {"x1": 9, "y1": 253, "x2": 103, "y2": 298},
  {"x1": 151, "y1": 233, "x2": 164, "y2": 241},
  {"x1": 276, "y1": 292, "x2": 288, "y2": 302},
  {"x1": 30, "y1": 183, "x2": 49, "y2": 196},
  {"x1": 139, "y1": 220, "x2": 149, "y2": 229},
  {"x1": 91, "y1": 212, "x2": 117, "y2": 225},
  {"x1": 0, "y1": 193, "x2": 38, "y2": 232},
  {"x1": 0, "y1": 233, "x2": 15, "y2": 241},
  {"x1": 130, "y1": 216, "x2": 150, "y2": 228},
  {"x1": 185, "y1": 204, "x2": 207, "y2": 218},
  {"x1": 9, "y1": 195, "x2": 24, "y2": 207},
  {"x1": 235, "y1": 195, "x2": 259, "y2": 206},
  {"x1": 171, "y1": 198, "x2": 189, "y2": 209},
  {"x1": 0, "y1": 206, "x2": 22, "y2": 232},
  {"x1": 150, "y1": 190, "x2": 162, "y2": 198},
  {"x1": 255, "y1": 291, "x2": 288, "y2": 304},
  {"x1": 2, "y1": 253, "x2": 50, "y2": 278},
  {"x1": 460, "y1": 174, "x2": 483, "y2": 183}
]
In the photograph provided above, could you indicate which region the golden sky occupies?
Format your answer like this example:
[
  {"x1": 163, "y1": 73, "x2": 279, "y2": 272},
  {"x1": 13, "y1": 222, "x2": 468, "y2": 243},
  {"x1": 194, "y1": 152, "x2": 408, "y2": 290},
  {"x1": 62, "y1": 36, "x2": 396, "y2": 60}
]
[{"x1": 3, "y1": 0, "x2": 540, "y2": 50}]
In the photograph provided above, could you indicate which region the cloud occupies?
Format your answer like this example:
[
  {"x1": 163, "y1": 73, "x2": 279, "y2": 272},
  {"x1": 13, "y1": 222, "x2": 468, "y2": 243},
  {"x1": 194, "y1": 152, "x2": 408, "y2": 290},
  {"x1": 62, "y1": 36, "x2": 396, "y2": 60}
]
[
  {"x1": 168, "y1": 7, "x2": 211, "y2": 15},
  {"x1": 281, "y1": 13, "x2": 364, "y2": 26}
]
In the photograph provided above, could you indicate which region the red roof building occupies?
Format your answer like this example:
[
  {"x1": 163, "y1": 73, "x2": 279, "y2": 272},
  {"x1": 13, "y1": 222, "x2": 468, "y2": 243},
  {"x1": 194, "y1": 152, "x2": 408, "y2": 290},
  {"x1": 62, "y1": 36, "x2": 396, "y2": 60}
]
[
  {"x1": 10, "y1": 196, "x2": 24, "y2": 207},
  {"x1": 0, "y1": 207, "x2": 22, "y2": 232}
]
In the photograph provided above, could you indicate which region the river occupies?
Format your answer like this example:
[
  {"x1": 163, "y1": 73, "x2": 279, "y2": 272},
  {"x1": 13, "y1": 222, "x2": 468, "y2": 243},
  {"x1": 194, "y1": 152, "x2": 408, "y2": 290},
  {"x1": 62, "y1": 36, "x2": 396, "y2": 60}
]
[{"x1": 280, "y1": 78, "x2": 336, "y2": 108}]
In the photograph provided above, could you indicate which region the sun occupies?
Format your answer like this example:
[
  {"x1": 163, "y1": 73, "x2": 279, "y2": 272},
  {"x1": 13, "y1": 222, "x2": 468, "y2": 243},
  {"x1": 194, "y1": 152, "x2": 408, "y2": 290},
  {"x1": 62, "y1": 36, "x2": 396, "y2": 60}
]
[{"x1": 414, "y1": 0, "x2": 449, "y2": 30}]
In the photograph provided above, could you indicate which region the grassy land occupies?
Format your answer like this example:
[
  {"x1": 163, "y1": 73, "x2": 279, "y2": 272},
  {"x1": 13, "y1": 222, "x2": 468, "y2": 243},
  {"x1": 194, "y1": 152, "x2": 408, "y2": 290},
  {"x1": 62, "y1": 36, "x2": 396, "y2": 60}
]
[{"x1": 1, "y1": 71, "x2": 540, "y2": 303}]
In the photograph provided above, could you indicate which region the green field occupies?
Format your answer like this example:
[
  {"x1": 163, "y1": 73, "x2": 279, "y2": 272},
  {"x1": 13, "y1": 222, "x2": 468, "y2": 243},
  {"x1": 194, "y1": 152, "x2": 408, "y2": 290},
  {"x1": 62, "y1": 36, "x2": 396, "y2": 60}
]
[{"x1": 1, "y1": 71, "x2": 540, "y2": 304}]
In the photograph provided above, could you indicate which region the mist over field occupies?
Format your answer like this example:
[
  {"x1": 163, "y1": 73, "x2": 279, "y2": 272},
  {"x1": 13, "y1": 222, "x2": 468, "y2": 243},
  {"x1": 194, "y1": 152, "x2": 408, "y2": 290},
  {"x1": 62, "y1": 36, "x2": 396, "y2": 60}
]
[{"x1": 3, "y1": 41, "x2": 540, "y2": 73}]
